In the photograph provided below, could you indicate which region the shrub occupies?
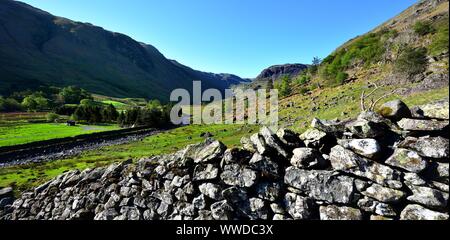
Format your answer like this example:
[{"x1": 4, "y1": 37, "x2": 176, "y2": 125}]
[
  {"x1": 335, "y1": 72, "x2": 349, "y2": 85},
  {"x1": 295, "y1": 74, "x2": 311, "y2": 85},
  {"x1": 46, "y1": 113, "x2": 60, "y2": 123},
  {"x1": 395, "y1": 47, "x2": 428, "y2": 76},
  {"x1": 299, "y1": 87, "x2": 309, "y2": 95},
  {"x1": 0, "y1": 97, "x2": 22, "y2": 112},
  {"x1": 414, "y1": 21, "x2": 435, "y2": 36},
  {"x1": 429, "y1": 19, "x2": 449, "y2": 56}
]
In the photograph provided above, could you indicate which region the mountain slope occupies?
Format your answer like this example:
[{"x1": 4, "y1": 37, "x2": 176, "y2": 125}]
[{"x1": 0, "y1": 0, "x2": 247, "y2": 101}]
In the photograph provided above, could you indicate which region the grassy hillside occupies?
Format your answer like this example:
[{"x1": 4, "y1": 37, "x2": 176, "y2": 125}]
[{"x1": 0, "y1": 0, "x2": 246, "y2": 101}]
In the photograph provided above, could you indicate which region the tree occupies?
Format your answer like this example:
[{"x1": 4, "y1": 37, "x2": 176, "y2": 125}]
[
  {"x1": 0, "y1": 97, "x2": 22, "y2": 112},
  {"x1": 147, "y1": 99, "x2": 162, "y2": 110},
  {"x1": 21, "y1": 94, "x2": 49, "y2": 112},
  {"x1": 59, "y1": 86, "x2": 92, "y2": 104},
  {"x1": 414, "y1": 21, "x2": 434, "y2": 36},
  {"x1": 395, "y1": 47, "x2": 428, "y2": 76},
  {"x1": 279, "y1": 75, "x2": 292, "y2": 97},
  {"x1": 46, "y1": 113, "x2": 60, "y2": 123},
  {"x1": 102, "y1": 104, "x2": 119, "y2": 122}
]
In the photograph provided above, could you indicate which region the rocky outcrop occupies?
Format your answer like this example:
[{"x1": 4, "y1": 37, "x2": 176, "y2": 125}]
[
  {"x1": 256, "y1": 64, "x2": 309, "y2": 82},
  {"x1": 1, "y1": 99, "x2": 448, "y2": 220}
]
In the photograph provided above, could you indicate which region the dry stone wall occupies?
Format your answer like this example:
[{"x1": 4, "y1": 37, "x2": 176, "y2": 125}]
[{"x1": 0, "y1": 100, "x2": 448, "y2": 220}]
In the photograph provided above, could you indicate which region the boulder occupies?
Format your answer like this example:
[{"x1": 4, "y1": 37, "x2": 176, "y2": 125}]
[
  {"x1": 193, "y1": 164, "x2": 219, "y2": 181},
  {"x1": 247, "y1": 198, "x2": 269, "y2": 220},
  {"x1": 259, "y1": 126, "x2": 289, "y2": 158},
  {"x1": 385, "y1": 148, "x2": 427, "y2": 173},
  {"x1": 329, "y1": 145, "x2": 402, "y2": 189},
  {"x1": 183, "y1": 139, "x2": 226, "y2": 163},
  {"x1": 210, "y1": 200, "x2": 233, "y2": 220},
  {"x1": 398, "y1": 136, "x2": 449, "y2": 159},
  {"x1": 240, "y1": 137, "x2": 256, "y2": 152},
  {"x1": 199, "y1": 183, "x2": 222, "y2": 201},
  {"x1": 378, "y1": 100, "x2": 411, "y2": 121},
  {"x1": 400, "y1": 204, "x2": 448, "y2": 220},
  {"x1": 0, "y1": 187, "x2": 13, "y2": 199},
  {"x1": 319, "y1": 205, "x2": 363, "y2": 220},
  {"x1": 192, "y1": 194, "x2": 207, "y2": 210},
  {"x1": 299, "y1": 128, "x2": 328, "y2": 148},
  {"x1": 406, "y1": 185, "x2": 448, "y2": 210},
  {"x1": 397, "y1": 119, "x2": 448, "y2": 131},
  {"x1": 419, "y1": 100, "x2": 449, "y2": 120},
  {"x1": 362, "y1": 184, "x2": 406, "y2": 203},
  {"x1": 249, "y1": 153, "x2": 280, "y2": 179},
  {"x1": 284, "y1": 167, "x2": 355, "y2": 204},
  {"x1": 221, "y1": 164, "x2": 257, "y2": 188},
  {"x1": 291, "y1": 148, "x2": 327, "y2": 169},
  {"x1": 255, "y1": 182, "x2": 281, "y2": 202},
  {"x1": 284, "y1": 193, "x2": 314, "y2": 220},
  {"x1": 337, "y1": 139, "x2": 381, "y2": 159},
  {"x1": 357, "y1": 197, "x2": 396, "y2": 217}
]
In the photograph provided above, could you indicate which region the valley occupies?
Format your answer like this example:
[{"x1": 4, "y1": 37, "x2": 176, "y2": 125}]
[{"x1": 0, "y1": 0, "x2": 448, "y2": 221}]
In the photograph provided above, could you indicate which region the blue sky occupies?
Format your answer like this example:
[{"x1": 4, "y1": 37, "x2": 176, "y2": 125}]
[{"x1": 21, "y1": 0, "x2": 417, "y2": 78}]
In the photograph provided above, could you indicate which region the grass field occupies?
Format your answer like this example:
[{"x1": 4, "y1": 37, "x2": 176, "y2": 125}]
[
  {"x1": 0, "y1": 112, "x2": 48, "y2": 124},
  {"x1": 0, "y1": 123, "x2": 119, "y2": 147},
  {"x1": 0, "y1": 124, "x2": 258, "y2": 193},
  {"x1": 101, "y1": 100, "x2": 128, "y2": 110}
]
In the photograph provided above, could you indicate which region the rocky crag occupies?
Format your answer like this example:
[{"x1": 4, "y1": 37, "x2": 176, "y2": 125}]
[{"x1": 0, "y1": 100, "x2": 448, "y2": 220}]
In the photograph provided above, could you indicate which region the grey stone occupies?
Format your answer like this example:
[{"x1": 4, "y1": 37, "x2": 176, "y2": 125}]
[
  {"x1": 337, "y1": 139, "x2": 381, "y2": 159},
  {"x1": 0, "y1": 187, "x2": 13, "y2": 199},
  {"x1": 363, "y1": 184, "x2": 406, "y2": 203},
  {"x1": 357, "y1": 197, "x2": 396, "y2": 217},
  {"x1": 418, "y1": 100, "x2": 449, "y2": 120},
  {"x1": 399, "y1": 136, "x2": 449, "y2": 159},
  {"x1": 199, "y1": 183, "x2": 222, "y2": 200},
  {"x1": 291, "y1": 148, "x2": 326, "y2": 169},
  {"x1": 407, "y1": 185, "x2": 448, "y2": 209},
  {"x1": 221, "y1": 164, "x2": 257, "y2": 188},
  {"x1": 183, "y1": 139, "x2": 226, "y2": 163},
  {"x1": 284, "y1": 167, "x2": 355, "y2": 204},
  {"x1": 311, "y1": 118, "x2": 346, "y2": 136},
  {"x1": 193, "y1": 164, "x2": 219, "y2": 181},
  {"x1": 378, "y1": 99, "x2": 411, "y2": 121},
  {"x1": 255, "y1": 182, "x2": 281, "y2": 202},
  {"x1": 397, "y1": 119, "x2": 448, "y2": 131},
  {"x1": 329, "y1": 145, "x2": 402, "y2": 189},
  {"x1": 404, "y1": 173, "x2": 427, "y2": 186},
  {"x1": 192, "y1": 194, "x2": 207, "y2": 210},
  {"x1": 284, "y1": 193, "x2": 314, "y2": 220},
  {"x1": 210, "y1": 200, "x2": 233, "y2": 220},
  {"x1": 249, "y1": 153, "x2": 280, "y2": 179},
  {"x1": 259, "y1": 126, "x2": 289, "y2": 158},
  {"x1": 385, "y1": 148, "x2": 427, "y2": 173},
  {"x1": 247, "y1": 198, "x2": 269, "y2": 220},
  {"x1": 319, "y1": 205, "x2": 363, "y2": 220},
  {"x1": 299, "y1": 128, "x2": 327, "y2": 148},
  {"x1": 400, "y1": 204, "x2": 448, "y2": 220}
]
